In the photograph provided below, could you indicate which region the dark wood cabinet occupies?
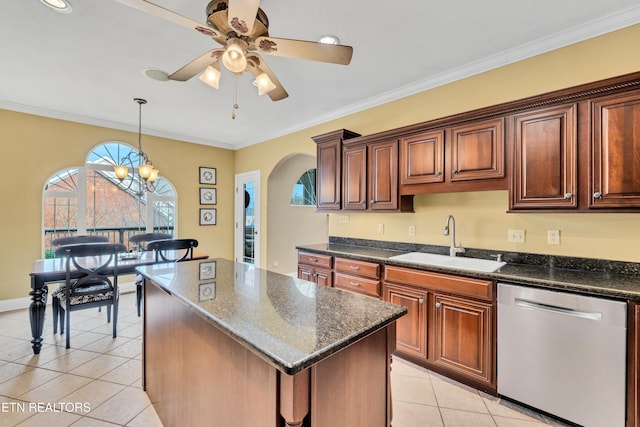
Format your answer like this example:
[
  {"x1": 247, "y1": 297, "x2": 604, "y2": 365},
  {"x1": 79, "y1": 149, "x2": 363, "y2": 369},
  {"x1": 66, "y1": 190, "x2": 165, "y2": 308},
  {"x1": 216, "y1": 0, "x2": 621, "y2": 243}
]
[
  {"x1": 384, "y1": 282, "x2": 427, "y2": 359},
  {"x1": 369, "y1": 139, "x2": 399, "y2": 210},
  {"x1": 342, "y1": 144, "x2": 367, "y2": 210},
  {"x1": 433, "y1": 293, "x2": 493, "y2": 386},
  {"x1": 297, "y1": 251, "x2": 333, "y2": 287},
  {"x1": 312, "y1": 129, "x2": 361, "y2": 211},
  {"x1": 628, "y1": 301, "x2": 640, "y2": 427},
  {"x1": 383, "y1": 265, "x2": 496, "y2": 394},
  {"x1": 449, "y1": 117, "x2": 505, "y2": 182},
  {"x1": 400, "y1": 130, "x2": 445, "y2": 185},
  {"x1": 511, "y1": 104, "x2": 578, "y2": 209},
  {"x1": 591, "y1": 91, "x2": 640, "y2": 208},
  {"x1": 334, "y1": 257, "x2": 382, "y2": 299}
]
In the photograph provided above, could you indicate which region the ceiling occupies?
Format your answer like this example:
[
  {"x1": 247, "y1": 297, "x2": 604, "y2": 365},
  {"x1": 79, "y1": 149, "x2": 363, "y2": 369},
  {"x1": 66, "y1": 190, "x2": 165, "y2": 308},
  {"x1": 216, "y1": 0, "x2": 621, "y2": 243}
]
[{"x1": 2, "y1": 1, "x2": 640, "y2": 150}]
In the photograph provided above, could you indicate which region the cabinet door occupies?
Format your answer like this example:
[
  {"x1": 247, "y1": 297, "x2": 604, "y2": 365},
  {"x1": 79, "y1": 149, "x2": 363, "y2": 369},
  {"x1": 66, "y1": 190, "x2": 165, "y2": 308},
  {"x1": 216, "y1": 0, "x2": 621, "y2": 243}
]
[
  {"x1": 512, "y1": 104, "x2": 577, "y2": 209},
  {"x1": 342, "y1": 145, "x2": 367, "y2": 210},
  {"x1": 449, "y1": 117, "x2": 505, "y2": 182},
  {"x1": 369, "y1": 140, "x2": 399, "y2": 210},
  {"x1": 316, "y1": 139, "x2": 342, "y2": 210},
  {"x1": 400, "y1": 130, "x2": 445, "y2": 185},
  {"x1": 384, "y1": 283, "x2": 427, "y2": 359},
  {"x1": 314, "y1": 268, "x2": 333, "y2": 287},
  {"x1": 298, "y1": 265, "x2": 314, "y2": 283},
  {"x1": 591, "y1": 91, "x2": 640, "y2": 208},
  {"x1": 433, "y1": 294, "x2": 493, "y2": 386}
]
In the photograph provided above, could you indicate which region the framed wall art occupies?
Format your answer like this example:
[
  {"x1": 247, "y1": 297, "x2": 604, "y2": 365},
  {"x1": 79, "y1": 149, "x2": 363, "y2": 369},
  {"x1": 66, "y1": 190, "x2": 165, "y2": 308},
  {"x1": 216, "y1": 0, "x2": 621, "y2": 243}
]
[
  {"x1": 200, "y1": 187, "x2": 217, "y2": 205},
  {"x1": 199, "y1": 167, "x2": 216, "y2": 185},
  {"x1": 199, "y1": 208, "x2": 217, "y2": 226}
]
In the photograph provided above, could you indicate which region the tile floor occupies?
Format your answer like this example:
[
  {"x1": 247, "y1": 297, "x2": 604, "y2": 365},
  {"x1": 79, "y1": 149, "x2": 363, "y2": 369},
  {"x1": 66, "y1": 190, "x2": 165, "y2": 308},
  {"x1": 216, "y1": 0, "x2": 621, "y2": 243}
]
[{"x1": 0, "y1": 292, "x2": 572, "y2": 427}]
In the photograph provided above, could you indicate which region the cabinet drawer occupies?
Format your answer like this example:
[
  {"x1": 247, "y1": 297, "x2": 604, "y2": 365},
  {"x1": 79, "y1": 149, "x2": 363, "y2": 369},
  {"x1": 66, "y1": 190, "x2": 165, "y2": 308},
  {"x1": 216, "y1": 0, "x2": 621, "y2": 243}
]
[
  {"x1": 335, "y1": 273, "x2": 381, "y2": 299},
  {"x1": 384, "y1": 266, "x2": 493, "y2": 301},
  {"x1": 335, "y1": 257, "x2": 381, "y2": 279},
  {"x1": 298, "y1": 252, "x2": 333, "y2": 269}
]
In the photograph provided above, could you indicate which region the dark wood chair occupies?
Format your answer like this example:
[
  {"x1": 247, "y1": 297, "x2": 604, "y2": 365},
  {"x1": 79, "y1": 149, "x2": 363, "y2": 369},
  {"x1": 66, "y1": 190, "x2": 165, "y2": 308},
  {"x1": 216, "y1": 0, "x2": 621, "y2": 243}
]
[
  {"x1": 52, "y1": 235, "x2": 108, "y2": 250},
  {"x1": 128, "y1": 233, "x2": 172, "y2": 316},
  {"x1": 52, "y1": 242, "x2": 126, "y2": 348},
  {"x1": 147, "y1": 238, "x2": 199, "y2": 263}
]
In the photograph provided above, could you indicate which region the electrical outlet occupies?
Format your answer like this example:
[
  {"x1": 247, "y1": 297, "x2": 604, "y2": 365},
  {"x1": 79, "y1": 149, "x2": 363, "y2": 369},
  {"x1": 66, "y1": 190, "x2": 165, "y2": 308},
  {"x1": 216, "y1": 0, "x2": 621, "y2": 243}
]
[
  {"x1": 408, "y1": 225, "x2": 416, "y2": 236},
  {"x1": 548, "y1": 230, "x2": 560, "y2": 245},
  {"x1": 338, "y1": 215, "x2": 349, "y2": 224},
  {"x1": 508, "y1": 229, "x2": 525, "y2": 243},
  {"x1": 378, "y1": 224, "x2": 384, "y2": 234}
]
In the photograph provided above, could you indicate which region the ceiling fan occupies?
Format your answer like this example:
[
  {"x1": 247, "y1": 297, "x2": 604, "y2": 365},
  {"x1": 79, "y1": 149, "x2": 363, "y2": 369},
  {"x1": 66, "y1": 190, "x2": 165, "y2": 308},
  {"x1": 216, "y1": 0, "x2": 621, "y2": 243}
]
[{"x1": 114, "y1": 0, "x2": 353, "y2": 102}]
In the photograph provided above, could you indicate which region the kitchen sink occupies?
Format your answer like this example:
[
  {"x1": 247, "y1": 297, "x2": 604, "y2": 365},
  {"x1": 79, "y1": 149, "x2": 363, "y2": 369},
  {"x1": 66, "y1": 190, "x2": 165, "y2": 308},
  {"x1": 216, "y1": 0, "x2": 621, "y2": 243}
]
[{"x1": 388, "y1": 252, "x2": 506, "y2": 273}]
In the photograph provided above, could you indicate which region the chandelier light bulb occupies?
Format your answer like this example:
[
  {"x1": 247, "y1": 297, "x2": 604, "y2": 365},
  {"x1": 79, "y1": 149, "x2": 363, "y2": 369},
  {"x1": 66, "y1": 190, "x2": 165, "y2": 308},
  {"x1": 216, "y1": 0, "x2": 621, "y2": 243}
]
[{"x1": 222, "y1": 39, "x2": 248, "y2": 74}]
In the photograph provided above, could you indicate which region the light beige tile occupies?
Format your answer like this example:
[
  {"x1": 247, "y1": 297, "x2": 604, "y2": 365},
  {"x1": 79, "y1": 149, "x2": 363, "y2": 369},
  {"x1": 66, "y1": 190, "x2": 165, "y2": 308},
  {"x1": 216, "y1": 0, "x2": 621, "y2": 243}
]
[
  {"x1": 81, "y1": 335, "x2": 132, "y2": 355},
  {"x1": 392, "y1": 400, "x2": 444, "y2": 427},
  {"x1": 14, "y1": 344, "x2": 70, "y2": 367},
  {"x1": 68, "y1": 416, "x2": 121, "y2": 427},
  {"x1": 40, "y1": 349, "x2": 102, "y2": 373},
  {"x1": 89, "y1": 386, "x2": 151, "y2": 425},
  {"x1": 105, "y1": 339, "x2": 142, "y2": 359},
  {"x1": 0, "y1": 367, "x2": 61, "y2": 398},
  {"x1": 99, "y1": 359, "x2": 141, "y2": 386},
  {"x1": 69, "y1": 354, "x2": 129, "y2": 379},
  {"x1": 18, "y1": 373, "x2": 91, "y2": 402},
  {"x1": 0, "y1": 396, "x2": 35, "y2": 426},
  {"x1": 392, "y1": 357, "x2": 430, "y2": 378},
  {"x1": 126, "y1": 404, "x2": 163, "y2": 427},
  {"x1": 116, "y1": 323, "x2": 142, "y2": 339},
  {"x1": 0, "y1": 341, "x2": 35, "y2": 362},
  {"x1": 0, "y1": 362, "x2": 34, "y2": 384},
  {"x1": 481, "y1": 394, "x2": 546, "y2": 422},
  {"x1": 493, "y1": 415, "x2": 549, "y2": 427},
  {"x1": 430, "y1": 375, "x2": 488, "y2": 414},
  {"x1": 62, "y1": 379, "x2": 126, "y2": 415},
  {"x1": 10, "y1": 408, "x2": 81, "y2": 427},
  {"x1": 391, "y1": 373, "x2": 438, "y2": 406},
  {"x1": 440, "y1": 407, "x2": 497, "y2": 427}
]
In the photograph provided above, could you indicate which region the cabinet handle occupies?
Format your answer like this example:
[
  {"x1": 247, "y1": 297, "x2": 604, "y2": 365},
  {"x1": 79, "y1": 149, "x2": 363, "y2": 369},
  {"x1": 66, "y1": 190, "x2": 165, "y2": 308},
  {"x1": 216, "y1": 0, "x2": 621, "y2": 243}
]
[
  {"x1": 564, "y1": 192, "x2": 573, "y2": 199},
  {"x1": 350, "y1": 281, "x2": 361, "y2": 287},
  {"x1": 309, "y1": 258, "x2": 318, "y2": 262},
  {"x1": 349, "y1": 265, "x2": 360, "y2": 270},
  {"x1": 419, "y1": 298, "x2": 424, "y2": 304},
  {"x1": 435, "y1": 302, "x2": 442, "y2": 308},
  {"x1": 435, "y1": 171, "x2": 441, "y2": 176},
  {"x1": 593, "y1": 192, "x2": 603, "y2": 199},
  {"x1": 451, "y1": 169, "x2": 458, "y2": 175},
  {"x1": 370, "y1": 199, "x2": 374, "y2": 204}
]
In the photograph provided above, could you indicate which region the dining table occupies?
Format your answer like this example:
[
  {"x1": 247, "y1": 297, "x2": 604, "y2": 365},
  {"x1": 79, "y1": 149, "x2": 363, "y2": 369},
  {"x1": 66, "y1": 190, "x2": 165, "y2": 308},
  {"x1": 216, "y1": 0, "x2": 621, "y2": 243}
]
[{"x1": 28, "y1": 249, "x2": 208, "y2": 354}]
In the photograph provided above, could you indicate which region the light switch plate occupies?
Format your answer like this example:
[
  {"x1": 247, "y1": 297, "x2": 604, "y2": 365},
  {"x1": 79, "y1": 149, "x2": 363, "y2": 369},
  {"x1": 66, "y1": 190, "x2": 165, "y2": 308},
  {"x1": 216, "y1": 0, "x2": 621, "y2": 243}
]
[{"x1": 508, "y1": 229, "x2": 525, "y2": 243}]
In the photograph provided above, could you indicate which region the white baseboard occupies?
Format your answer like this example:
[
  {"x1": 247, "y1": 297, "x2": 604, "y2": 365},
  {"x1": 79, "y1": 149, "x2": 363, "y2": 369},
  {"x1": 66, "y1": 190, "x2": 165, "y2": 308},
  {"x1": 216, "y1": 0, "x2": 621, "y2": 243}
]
[{"x1": 0, "y1": 282, "x2": 136, "y2": 313}]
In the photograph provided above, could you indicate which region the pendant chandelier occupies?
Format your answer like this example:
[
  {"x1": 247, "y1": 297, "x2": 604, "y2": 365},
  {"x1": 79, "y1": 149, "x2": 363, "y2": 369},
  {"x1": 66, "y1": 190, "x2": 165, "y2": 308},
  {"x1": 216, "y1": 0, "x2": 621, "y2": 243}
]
[{"x1": 113, "y1": 98, "x2": 159, "y2": 195}]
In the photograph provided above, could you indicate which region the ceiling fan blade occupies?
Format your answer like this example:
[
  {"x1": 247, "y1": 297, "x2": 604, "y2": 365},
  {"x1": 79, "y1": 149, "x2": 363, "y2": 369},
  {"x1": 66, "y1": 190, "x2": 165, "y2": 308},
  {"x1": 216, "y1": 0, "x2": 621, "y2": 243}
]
[
  {"x1": 168, "y1": 49, "x2": 225, "y2": 81},
  {"x1": 246, "y1": 53, "x2": 288, "y2": 101},
  {"x1": 227, "y1": 0, "x2": 261, "y2": 36},
  {"x1": 113, "y1": 0, "x2": 221, "y2": 39},
  {"x1": 254, "y1": 36, "x2": 353, "y2": 65}
]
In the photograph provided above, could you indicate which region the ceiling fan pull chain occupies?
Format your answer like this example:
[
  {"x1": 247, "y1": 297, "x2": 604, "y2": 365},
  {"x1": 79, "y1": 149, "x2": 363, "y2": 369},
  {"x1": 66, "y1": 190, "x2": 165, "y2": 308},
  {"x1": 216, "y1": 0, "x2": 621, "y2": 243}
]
[{"x1": 232, "y1": 75, "x2": 240, "y2": 120}]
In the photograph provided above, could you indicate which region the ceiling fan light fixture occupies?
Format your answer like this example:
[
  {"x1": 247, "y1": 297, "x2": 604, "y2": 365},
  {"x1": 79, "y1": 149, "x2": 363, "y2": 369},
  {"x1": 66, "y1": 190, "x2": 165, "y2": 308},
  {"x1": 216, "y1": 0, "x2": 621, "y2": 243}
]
[
  {"x1": 40, "y1": 0, "x2": 72, "y2": 13},
  {"x1": 199, "y1": 63, "x2": 221, "y2": 89},
  {"x1": 255, "y1": 72, "x2": 276, "y2": 96},
  {"x1": 319, "y1": 35, "x2": 339, "y2": 45},
  {"x1": 222, "y1": 38, "x2": 248, "y2": 74}
]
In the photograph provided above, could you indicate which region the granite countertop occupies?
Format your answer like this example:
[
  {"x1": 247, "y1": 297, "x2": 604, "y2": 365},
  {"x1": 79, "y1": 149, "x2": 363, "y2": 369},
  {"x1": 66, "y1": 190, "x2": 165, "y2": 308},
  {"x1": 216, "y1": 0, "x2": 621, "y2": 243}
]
[
  {"x1": 297, "y1": 240, "x2": 640, "y2": 301},
  {"x1": 136, "y1": 258, "x2": 406, "y2": 375}
]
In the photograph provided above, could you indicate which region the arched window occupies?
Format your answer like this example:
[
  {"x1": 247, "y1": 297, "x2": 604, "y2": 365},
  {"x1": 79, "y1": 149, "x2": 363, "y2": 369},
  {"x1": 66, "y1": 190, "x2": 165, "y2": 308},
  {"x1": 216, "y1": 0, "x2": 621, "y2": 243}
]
[
  {"x1": 290, "y1": 168, "x2": 316, "y2": 206},
  {"x1": 43, "y1": 142, "x2": 177, "y2": 257}
]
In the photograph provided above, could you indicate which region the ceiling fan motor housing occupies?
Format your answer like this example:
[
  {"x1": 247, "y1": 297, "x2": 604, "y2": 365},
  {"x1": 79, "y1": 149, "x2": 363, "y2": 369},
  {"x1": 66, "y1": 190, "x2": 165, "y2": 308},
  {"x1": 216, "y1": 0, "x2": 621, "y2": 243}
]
[{"x1": 206, "y1": 0, "x2": 269, "y2": 44}]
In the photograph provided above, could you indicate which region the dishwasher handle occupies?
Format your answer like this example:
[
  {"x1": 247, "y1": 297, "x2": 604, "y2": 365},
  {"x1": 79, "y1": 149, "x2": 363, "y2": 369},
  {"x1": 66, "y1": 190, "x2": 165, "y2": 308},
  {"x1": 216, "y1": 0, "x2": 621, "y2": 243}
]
[{"x1": 514, "y1": 298, "x2": 602, "y2": 321}]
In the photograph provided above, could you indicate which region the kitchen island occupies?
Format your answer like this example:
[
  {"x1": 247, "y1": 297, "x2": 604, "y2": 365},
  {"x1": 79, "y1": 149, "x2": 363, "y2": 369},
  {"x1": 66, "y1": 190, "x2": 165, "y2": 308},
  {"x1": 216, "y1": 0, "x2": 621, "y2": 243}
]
[{"x1": 136, "y1": 259, "x2": 407, "y2": 427}]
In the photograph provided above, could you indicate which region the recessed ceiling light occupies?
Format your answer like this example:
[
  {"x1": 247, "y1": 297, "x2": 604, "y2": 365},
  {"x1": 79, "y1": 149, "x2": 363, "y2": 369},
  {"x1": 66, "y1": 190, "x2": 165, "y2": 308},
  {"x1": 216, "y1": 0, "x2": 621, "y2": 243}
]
[
  {"x1": 40, "y1": 0, "x2": 72, "y2": 14},
  {"x1": 319, "y1": 35, "x2": 340, "y2": 45},
  {"x1": 143, "y1": 69, "x2": 169, "y2": 81}
]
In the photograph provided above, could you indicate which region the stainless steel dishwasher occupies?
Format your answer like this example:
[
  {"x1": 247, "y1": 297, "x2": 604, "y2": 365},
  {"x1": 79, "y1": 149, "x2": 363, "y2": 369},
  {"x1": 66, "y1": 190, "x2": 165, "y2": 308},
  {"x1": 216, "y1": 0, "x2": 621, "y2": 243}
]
[{"x1": 497, "y1": 283, "x2": 627, "y2": 427}]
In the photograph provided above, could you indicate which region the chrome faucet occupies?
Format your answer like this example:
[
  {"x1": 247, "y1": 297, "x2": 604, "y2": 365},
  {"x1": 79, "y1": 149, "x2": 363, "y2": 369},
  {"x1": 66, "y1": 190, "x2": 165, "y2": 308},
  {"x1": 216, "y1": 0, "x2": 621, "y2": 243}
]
[{"x1": 443, "y1": 215, "x2": 465, "y2": 257}]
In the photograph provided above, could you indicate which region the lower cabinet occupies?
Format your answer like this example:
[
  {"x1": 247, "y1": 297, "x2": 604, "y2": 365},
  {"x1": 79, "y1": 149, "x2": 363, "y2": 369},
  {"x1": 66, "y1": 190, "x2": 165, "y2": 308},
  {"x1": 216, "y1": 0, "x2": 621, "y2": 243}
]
[
  {"x1": 297, "y1": 251, "x2": 333, "y2": 287},
  {"x1": 334, "y1": 257, "x2": 382, "y2": 298},
  {"x1": 384, "y1": 265, "x2": 496, "y2": 394},
  {"x1": 433, "y1": 293, "x2": 493, "y2": 386}
]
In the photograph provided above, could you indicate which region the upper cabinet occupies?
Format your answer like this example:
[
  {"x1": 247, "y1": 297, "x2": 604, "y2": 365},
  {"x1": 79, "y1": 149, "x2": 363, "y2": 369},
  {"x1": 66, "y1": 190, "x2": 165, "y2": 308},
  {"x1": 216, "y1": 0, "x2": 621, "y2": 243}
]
[
  {"x1": 312, "y1": 129, "x2": 360, "y2": 211},
  {"x1": 510, "y1": 104, "x2": 578, "y2": 210},
  {"x1": 398, "y1": 118, "x2": 507, "y2": 195},
  {"x1": 591, "y1": 90, "x2": 640, "y2": 208},
  {"x1": 314, "y1": 72, "x2": 640, "y2": 213}
]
